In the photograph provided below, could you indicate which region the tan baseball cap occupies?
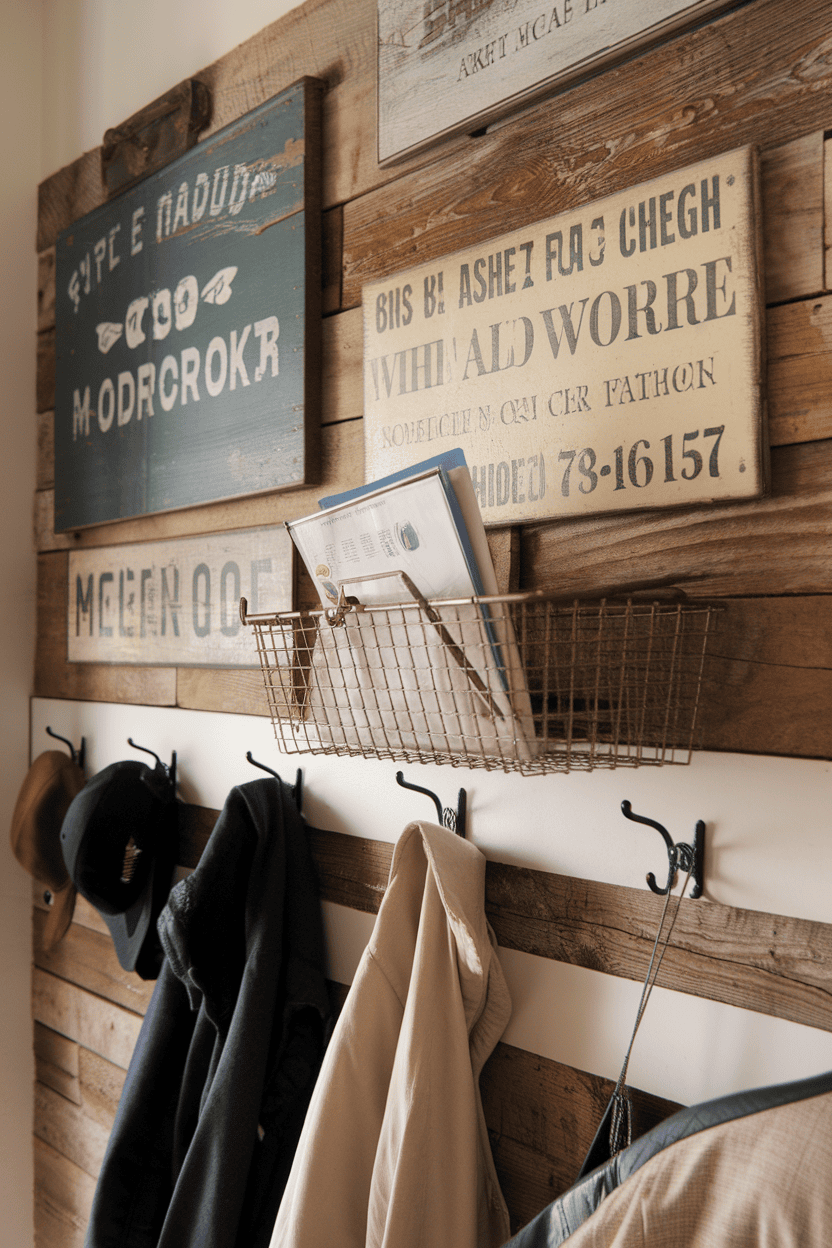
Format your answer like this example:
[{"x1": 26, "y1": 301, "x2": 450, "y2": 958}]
[{"x1": 10, "y1": 750, "x2": 86, "y2": 949}]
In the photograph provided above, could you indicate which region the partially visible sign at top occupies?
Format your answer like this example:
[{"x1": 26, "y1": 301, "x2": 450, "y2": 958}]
[
  {"x1": 377, "y1": 0, "x2": 737, "y2": 165},
  {"x1": 363, "y1": 146, "x2": 766, "y2": 526},
  {"x1": 54, "y1": 79, "x2": 322, "y2": 532}
]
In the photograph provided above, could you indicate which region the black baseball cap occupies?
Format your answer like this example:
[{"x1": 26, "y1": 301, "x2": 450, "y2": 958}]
[{"x1": 60, "y1": 757, "x2": 178, "y2": 979}]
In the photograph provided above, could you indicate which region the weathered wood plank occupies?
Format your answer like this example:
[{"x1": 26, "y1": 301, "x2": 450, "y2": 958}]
[
  {"x1": 342, "y1": 0, "x2": 832, "y2": 304},
  {"x1": 302, "y1": 826, "x2": 832, "y2": 1031},
  {"x1": 482, "y1": 1042, "x2": 681, "y2": 1230},
  {"x1": 761, "y1": 130, "x2": 825, "y2": 304},
  {"x1": 176, "y1": 667, "x2": 271, "y2": 717},
  {"x1": 34, "y1": 1137, "x2": 96, "y2": 1248},
  {"x1": 322, "y1": 307, "x2": 363, "y2": 425},
  {"x1": 34, "y1": 1022, "x2": 80, "y2": 1104},
  {"x1": 78, "y1": 1047, "x2": 127, "y2": 1131},
  {"x1": 35, "y1": 551, "x2": 178, "y2": 705},
  {"x1": 35, "y1": 418, "x2": 364, "y2": 554},
  {"x1": 768, "y1": 296, "x2": 832, "y2": 446},
  {"x1": 486, "y1": 866, "x2": 832, "y2": 1033},
  {"x1": 37, "y1": 328, "x2": 54, "y2": 415},
  {"x1": 37, "y1": 149, "x2": 102, "y2": 253},
  {"x1": 699, "y1": 596, "x2": 832, "y2": 757},
  {"x1": 37, "y1": 409, "x2": 54, "y2": 491},
  {"x1": 322, "y1": 204, "x2": 344, "y2": 315},
  {"x1": 32, "y1": 968, "x2": 142, "y2": 1070},
  {"x1": 33, "y1": 907, "x2": 155, "y2": 1017},
  {"x1": 519, "y1": 439, "x2": 832, "y2": 599},
  {"x1": 38, "y1": 248, "x2": 56, "y2": 333},
  {"x1": 34, "y1": 1081, "x2": 111, "y2": 1179},
  {"x1": 825, "y1": 136, "x2": 832, "y2": 291}
]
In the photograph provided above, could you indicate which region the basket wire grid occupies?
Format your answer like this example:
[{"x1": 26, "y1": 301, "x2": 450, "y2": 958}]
[{"x1": 240, "y1": 591, "x2": 721, "y2": 776}]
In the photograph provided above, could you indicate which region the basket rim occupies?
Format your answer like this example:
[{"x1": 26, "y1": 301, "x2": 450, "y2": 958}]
[{"x1": 239, "y1": 589, "x2": 726, "y2": 627}]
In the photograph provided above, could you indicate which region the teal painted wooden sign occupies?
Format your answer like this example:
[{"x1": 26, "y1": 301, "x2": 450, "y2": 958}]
[{"x1": 54, "y1": 79, "x2": 322, "y2": 532}]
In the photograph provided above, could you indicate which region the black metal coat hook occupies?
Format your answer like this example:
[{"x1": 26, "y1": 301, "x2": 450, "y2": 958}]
[
  {"x1": 46, "y1": 726, "x2": 86, "y2": 771},
  {"x1": 246, "y1": 752, "x2": 303, "y2": 812},
  {"x1": 127, "y1": 738, "x2": 177, "y2": 791},
  {"x1": 395, "y1": 771, "x2": 467, "y2": 838},
  {"x1": 620, "y1": 800, "x2": 705, "y2": 899}
]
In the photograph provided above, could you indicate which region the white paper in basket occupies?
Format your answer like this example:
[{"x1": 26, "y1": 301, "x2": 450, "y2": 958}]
[{"x1": 304, "y1": 595, "x2": 538, "y2": 763}]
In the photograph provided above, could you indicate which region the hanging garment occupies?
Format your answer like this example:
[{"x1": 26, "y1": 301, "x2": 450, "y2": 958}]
[
  {"x1": 84, "y1": 778, "x2": 330, "y2": 1248},
  {"x1": 270, "y1": 820, "x2": 512, "y2": 1248},
  {"x1": 501, "y1": 1068, "x2": 832, "y2": 1247}
]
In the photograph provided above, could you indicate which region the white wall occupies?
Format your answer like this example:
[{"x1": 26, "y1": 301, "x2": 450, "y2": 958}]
[{"x1": 1, "y1": 5, "x2": 42, "y2": 1244}]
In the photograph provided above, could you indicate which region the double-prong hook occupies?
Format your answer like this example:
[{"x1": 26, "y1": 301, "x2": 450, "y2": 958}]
[
  {"x1": 620, "y1": 800, "x2": 704, "y2": 899},
  {"x1": 395, "y1": 771, "x2": 467, "y2": 838}
]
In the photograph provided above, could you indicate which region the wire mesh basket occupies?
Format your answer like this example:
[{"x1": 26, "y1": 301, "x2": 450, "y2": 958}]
[{"x1": 240, "y1": 589, "x2": 721, "y2": 775}]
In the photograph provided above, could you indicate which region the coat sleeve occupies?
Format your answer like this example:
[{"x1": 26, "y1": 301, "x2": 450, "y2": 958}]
[{"x1": 269, "y1": 952, "x2": 405, "y2": 1248}]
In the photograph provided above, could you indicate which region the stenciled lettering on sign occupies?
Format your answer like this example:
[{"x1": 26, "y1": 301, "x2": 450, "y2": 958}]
[
  {"x1": 378, "y1": 1, "x2": 737, "y2": 164},
  {"x1": 362, "y1": 148, "x2": 764, "y2": 524},
  {"x1": 68, "y1": 529, "x2": 293, "y2": 667}
]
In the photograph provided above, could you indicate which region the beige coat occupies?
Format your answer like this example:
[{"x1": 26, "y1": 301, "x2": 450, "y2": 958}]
[
  {"x1": 557, "y1": 1090, "x2": 832, "y2": 1246},
  {"x1": 269, "y1": 820, "x2": 512, "y2": 1248}
]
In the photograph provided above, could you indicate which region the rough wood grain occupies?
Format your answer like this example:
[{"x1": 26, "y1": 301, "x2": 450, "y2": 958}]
[
  {"x1": 768, "y1": 295, "x2": 832, "y2": 446},
  {"x1": 761, "y1": 130, "x2": 825, "y2": 304},
  {"x1": 825, "y1": 135, "x2": 832, "y2": 291},
  {"x1": 482, "y1": 1042, "x2": 681, "y2": 1229},
  {"x1": 485, "y1": 864, "x2": 832, "y2": 1033},
  {"x1": 519, "y1": 439, "x2": 832, "y2": 599},
  {"x1": 322, "y1": 307, "x2": 363, "y2": 424},
  {"x1": 34, "y1": 1022, "x2": 80, "y2": 1104},
  {"x1": 37, "y1": 408, "x2": 54, "y2": 490},
  {"x1": 35, "y1": 551, "x2": 178, "y2": 705},
  {"x1": 342, "y1": 1, "x2": 832, "y2": 305},
  {"x1": 322, "y1": 204, "x2": 344, "y2": 315},
  {"x1": 34, "y1": 1137, "x2": 96, "y2": 1248},
  {"x1": 175, "y1": 667, "x2": 271, "y2": 717},
  {"x1": 37, "y1": 328, "x2": 54, "y2": 414},
  {"x1": 699, "y1": 596, "x2": 832, "y2": 757},
  {"x1": 38, "y1": 248, "x2": 55, "y2": 333},
  {"x1": 32, "y1": 968, "x2": 142, "y2": 1070},
  {"x1": 34, "y1": 908, "x2": 155, "y2": 1017},
  {"x1": 302, "y1": 826, "x2": 832, "y2": 1031},
  {"x1": 78, "y1": 1047, "x2": 127, "y2": 1131},
  {"x1": 34, "y1": 1081, "x2": 111, "y2": 1179}
]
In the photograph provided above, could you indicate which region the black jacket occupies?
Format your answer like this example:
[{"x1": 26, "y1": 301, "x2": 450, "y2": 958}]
[{"x1": 85, "y1": 778, "x2": 330, "y2": 1248}]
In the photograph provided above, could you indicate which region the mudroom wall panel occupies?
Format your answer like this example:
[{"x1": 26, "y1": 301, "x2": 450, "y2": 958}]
[{"x1": 31, "y1": 0, "x2": 832, "y2": 1242}]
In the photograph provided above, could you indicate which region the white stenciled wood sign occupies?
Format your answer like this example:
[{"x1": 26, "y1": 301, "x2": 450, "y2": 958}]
[
  {"x1": 363, "y1": 146, "x2": 766, "y2": 526},
  {"x1": 377, "y1": 0, "x2": 737, "y2": 165},
  {"x1": 68, "y1": 527, "x2": 292, "y2": 666}
]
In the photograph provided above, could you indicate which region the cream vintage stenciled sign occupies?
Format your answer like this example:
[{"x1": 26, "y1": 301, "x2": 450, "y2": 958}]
[
  {"x1": 377, "y1": 0, "x2": 738, "y2": 165},
  {"x1": 68, "y1": 527, "x2": 292, "y2": 666},
  {"x1": 362, "y1": 146, "x2": 766, "y2": 526}
]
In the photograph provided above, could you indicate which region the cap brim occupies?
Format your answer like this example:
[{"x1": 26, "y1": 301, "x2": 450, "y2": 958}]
[
  {"x1": 101, "y1": 847, "x2": 174, "y2": 980},
  {"x1": 40, "y1": 880, "x2": 78, "y2": 950}
]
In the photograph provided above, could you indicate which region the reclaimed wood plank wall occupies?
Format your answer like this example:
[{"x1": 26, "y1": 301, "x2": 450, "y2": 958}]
[{"x1": 32, "y1": 0, "x2": 832, "y2": 1241}]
